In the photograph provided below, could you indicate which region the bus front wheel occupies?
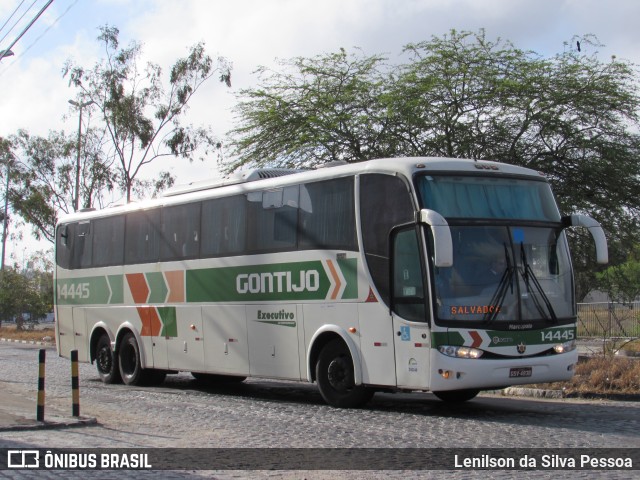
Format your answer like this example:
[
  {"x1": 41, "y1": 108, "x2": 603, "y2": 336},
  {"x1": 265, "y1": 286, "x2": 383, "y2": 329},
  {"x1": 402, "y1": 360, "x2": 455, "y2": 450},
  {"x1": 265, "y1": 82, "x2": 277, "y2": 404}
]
[
  {"x1": 95, "y1": 334, "x2": 121, "y2": 384},
  {"x1": 315, "y1": 338, "x2": 373, "y2": 408}
]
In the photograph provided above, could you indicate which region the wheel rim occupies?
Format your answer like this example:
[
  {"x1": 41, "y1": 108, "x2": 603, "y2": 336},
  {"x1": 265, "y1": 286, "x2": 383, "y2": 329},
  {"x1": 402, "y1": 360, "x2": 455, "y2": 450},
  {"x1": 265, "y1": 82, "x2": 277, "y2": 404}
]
[
  {"x1": 327, "y1": 355, "x2": 353, "y2": 392},
  {"x1": 97, "y1": 346, "x2": 112, "y2": 374}
]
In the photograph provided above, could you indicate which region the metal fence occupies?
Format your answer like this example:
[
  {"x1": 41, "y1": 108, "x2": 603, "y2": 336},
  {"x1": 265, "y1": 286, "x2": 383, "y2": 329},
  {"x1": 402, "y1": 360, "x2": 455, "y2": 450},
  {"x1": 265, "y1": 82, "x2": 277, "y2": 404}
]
[{"x1": 577, "y1": 302, "x2": 640, "y2": 339}]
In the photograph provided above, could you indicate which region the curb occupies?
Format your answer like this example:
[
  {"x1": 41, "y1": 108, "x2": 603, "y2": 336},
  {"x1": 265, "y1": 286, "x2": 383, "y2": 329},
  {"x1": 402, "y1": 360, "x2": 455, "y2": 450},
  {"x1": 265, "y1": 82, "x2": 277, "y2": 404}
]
[
  {"x1": 501, "y1": 387, "x2": 565, "y2": 399},
  {"x1": 0, "y1": 416, "x2": 98, "y2": 432},
  {"x1": 500, "y1": 387, "x2": 640, "y2": 402},
  {"x1": 0, "y1": 337, "x2": 54, "y2": 347}
]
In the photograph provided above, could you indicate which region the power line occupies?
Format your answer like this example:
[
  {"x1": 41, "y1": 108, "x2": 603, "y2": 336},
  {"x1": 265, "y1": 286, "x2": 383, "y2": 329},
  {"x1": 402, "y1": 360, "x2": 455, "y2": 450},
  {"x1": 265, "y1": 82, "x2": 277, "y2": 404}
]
[
  {"x1": 0, "y1": 0, "x2": 54, "y2": 62},
  {"x1": 15, "y1": 0, "x2": 78, "y2": 61},
  {"x1": 0, "y1": 0, "x2": 78, "y2": 79},
  {"x1": 0, "y1": 0, "x2": 39, "y2": 48},
  {"x1": 0, "y1": 0, "x2": 28, "y2": 37}
]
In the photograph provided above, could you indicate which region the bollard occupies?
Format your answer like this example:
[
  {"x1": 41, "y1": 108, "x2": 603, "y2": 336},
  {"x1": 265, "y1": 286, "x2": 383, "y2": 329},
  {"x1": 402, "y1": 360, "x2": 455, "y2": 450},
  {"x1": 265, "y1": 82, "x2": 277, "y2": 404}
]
[
  {"x1": 37, "y1": 349, "x2": 45, "y2": 422},
  {"x1": 71, "y1": 349, "x2": 80, "y2": 417}
]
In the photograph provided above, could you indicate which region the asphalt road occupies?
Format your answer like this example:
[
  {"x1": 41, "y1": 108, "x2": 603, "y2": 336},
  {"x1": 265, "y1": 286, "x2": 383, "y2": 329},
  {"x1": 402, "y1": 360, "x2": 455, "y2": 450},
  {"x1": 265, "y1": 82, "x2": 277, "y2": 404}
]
[{"x1": 0, "y1": 343, "x2": 638, "y2": 479}]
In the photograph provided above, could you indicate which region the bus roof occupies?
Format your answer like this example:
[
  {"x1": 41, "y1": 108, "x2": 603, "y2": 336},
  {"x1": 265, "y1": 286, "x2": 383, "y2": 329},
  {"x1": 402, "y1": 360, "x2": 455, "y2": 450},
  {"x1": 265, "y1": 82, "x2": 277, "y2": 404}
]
[{"x1": 56, "y1": 157, "x2": 546, "y2": 225}]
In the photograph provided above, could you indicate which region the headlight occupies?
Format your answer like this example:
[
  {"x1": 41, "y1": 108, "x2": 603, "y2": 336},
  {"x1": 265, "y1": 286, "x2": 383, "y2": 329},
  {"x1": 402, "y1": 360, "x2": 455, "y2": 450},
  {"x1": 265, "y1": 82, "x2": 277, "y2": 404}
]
[
  {"x1": 553, "y1": 340, "x2": 576, "y2": 354},
  {"x1": 439, "y1": 345, "x2": 483, "y2": 359}
]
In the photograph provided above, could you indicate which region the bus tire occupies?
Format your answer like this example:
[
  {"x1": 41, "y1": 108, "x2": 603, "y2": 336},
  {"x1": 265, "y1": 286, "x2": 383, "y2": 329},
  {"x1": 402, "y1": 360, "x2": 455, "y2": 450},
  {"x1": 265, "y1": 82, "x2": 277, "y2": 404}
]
[
  {"x1": 433, "y1": 389, "x2": 479, "y2": 403},
  {"x1": 118, "y1": 332, "x2": 145, "y2": 386},
  {"x1": 315, "y1": 338, "x2": 373, "y2": 408},
  {"x1": 95, "y1": 334, "x2": 121, "y2": 384}
]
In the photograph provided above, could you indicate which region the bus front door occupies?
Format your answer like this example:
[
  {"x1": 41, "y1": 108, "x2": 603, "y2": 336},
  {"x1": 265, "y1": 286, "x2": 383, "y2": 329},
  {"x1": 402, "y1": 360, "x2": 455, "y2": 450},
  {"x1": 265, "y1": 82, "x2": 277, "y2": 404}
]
[
  {"x1": 392, "y1": 316, "x2": 431, "y2": 389},
  {"x1": 391, "y1": 226, "x2": 431, "y2": 390}
]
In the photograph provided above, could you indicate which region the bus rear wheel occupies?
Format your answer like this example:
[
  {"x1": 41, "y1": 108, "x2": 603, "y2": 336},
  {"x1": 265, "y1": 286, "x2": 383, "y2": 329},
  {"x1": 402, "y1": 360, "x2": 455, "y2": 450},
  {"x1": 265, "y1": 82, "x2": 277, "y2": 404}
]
[
  {"x1": 315, "y1": 338, "x2": 373, "y2": 408},
  {"x1": 95, "y1": 334, "x2": 121, "y2": 384},
  {"x1": 433, "y1": 389, "x2": 479, "y2": 403},
  {"x1": 117, "y1": 332, "x2": 166, "y2": 386},
  {"x1": 118, "y1": 332, "x2": 144, "y2": 386}
]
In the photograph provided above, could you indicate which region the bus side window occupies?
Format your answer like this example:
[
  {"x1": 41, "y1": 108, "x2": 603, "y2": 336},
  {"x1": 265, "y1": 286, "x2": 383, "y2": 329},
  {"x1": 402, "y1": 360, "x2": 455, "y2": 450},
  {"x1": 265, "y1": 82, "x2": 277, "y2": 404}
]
[
  {"x1": 247, "y1": 186, "x2": 299, "y2": 252},
  {"x1": 71, "y1": 221, "x2": 92, "y2": 269},
  {"x1": 360, "y1": 174, "x2": 415, "y2": 306},
  {"x1": 125, "y1": 209, "x2": 161, "y2": 264},
  {"x1": 201, "y1": 195, "x2": 247, "y2": 257},
  {"x1": 56, "y1": 224, "x2": 72, "y2": 269},
  {"x1": 299, "y1": 177, "x2": 357, "y2": 251},
  {"x1": 161, "y1": 203, "x2": 201, "y2": 261},
  {"x1": 92, "y1": 216, "x2": 125, "y2": 267}
]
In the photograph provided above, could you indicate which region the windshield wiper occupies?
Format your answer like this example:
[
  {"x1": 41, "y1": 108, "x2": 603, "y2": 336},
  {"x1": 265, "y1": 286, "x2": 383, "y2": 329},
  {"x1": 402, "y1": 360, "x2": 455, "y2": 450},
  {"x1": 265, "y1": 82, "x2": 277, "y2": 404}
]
[
  {"x1": 519, "y1": 243, "x2": 558, "y2": 323},
  {"x1": 484, "y1": 244, "x2": 514, "y2": 324}
]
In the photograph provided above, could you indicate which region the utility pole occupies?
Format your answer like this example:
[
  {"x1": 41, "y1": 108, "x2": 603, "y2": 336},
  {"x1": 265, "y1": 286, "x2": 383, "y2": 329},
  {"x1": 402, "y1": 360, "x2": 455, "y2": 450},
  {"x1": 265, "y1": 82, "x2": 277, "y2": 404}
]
[
  {"x1": 1, "y1": 162, "x2": 9, "y2": 271},
  {"x1": 68, "y1": 100, "x2": 93, "y2": 211}
]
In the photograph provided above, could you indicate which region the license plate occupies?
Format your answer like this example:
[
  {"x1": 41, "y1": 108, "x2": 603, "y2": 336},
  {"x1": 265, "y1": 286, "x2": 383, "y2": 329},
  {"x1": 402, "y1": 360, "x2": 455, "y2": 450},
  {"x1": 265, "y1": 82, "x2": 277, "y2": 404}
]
[{"x1": 509, "y1": 367, "x2": 532, "y2": 378}]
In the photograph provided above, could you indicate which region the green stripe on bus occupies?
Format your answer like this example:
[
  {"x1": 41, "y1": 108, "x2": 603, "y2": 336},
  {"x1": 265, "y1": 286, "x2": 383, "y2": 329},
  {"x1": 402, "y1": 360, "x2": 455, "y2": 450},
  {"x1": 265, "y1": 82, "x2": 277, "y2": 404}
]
[
  {"x1": 56, "y1": 276, "x2": 123, "y2": 305},
  {"x1": 146, "y1": 272, "x2": 168, "y2": 303},
  {"x1": 107, "y1": 275, "x2": 124, "y2": 304},
  {"x1": 337, "y1": 258, "x2": 358, "y2": 299},
  {"x1": 157, "y1": 307, "x2": 177, "y2": 337},
  {"x1": 186, "y1": 261, "x2": 332, "y2": 302},
  {"x1": 432, "y1": 326, "x2": 576, "y2": 348},
  {"x1": 56, "y1": 258, "x2": 358, "y2": 305}
]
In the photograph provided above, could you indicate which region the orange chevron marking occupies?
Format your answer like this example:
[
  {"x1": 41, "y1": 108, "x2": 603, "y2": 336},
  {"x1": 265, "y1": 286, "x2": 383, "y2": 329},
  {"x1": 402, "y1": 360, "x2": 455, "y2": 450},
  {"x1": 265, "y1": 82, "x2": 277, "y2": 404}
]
[
  {"x1": 126, "y1": 273, "x2": 149, "y2": 304},
  {"x1": 138, "y1": 307, "x2": 162, "y2": 337},
  {"x1": 165, "y1": 270, "x2": 185, "y2": 303},
  {"x1": 326, "y1": 260, "x2": 342, "y2": 300},
  {"x1": 469, "y1": 331, "x2": 483, "y2": 348}
]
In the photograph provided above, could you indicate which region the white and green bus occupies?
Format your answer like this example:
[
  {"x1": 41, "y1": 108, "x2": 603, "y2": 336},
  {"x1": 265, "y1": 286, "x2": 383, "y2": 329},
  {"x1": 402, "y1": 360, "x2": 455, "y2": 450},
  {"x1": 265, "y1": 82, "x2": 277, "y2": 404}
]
[{"x1": 54, "y1": 157, "x2": 607, "y2": 407}]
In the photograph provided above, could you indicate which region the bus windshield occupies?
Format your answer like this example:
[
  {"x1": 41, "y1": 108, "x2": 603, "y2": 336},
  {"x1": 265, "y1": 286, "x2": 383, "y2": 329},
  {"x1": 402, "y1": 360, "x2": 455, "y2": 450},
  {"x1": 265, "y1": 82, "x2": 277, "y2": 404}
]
[
  {"x1": 416, "y1": 174, "x2": 574, "y2": 327},
  {"x1": 416, "y1": 174, "x2": 561, "y2": 222}
]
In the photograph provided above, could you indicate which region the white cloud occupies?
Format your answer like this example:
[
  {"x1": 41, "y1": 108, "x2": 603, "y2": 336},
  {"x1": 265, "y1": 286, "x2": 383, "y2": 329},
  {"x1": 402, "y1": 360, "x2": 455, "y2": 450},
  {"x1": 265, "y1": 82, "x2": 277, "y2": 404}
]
[{"x1": 1, "y1": 0, "x2": 639, "y2": 256}]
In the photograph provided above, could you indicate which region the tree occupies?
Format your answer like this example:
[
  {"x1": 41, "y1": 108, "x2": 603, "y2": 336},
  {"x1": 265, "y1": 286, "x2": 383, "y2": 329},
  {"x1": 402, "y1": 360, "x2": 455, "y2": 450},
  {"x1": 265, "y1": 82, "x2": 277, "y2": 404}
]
[
  {"x1": 6, "y1": 129, "x2": 114, "y2": 243},
  {"x1": 228, "y1": 30, "x2": 640, "y2": 298},
  {"x1": 228, "y1": 48, "x2": 390, "y2": 171},
  {"x1": 64, "y1": 25, "x2": 232, "y2": 202},
  {"x1": 392, "y1": 31, "x2": 640, "y2": 298},
  {"x1": 0, "y1": 263, "x2": 52, "y2": 328},
  {"x1": 597, "y1": 246, "x2": 640, "y2": 304}
]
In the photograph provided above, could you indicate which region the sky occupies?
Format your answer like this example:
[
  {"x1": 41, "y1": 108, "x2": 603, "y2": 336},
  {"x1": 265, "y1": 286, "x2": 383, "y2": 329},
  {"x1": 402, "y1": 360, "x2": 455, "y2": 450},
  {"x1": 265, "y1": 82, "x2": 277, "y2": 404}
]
[{"x1": 0, "y1": 0, "x2": 639, "y2": 261}]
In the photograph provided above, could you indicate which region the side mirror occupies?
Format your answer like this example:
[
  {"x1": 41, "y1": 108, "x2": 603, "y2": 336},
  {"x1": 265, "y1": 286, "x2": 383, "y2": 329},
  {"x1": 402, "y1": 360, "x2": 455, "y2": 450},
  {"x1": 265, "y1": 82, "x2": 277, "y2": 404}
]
[
  {"x1": 418, "y1": 209, "x2": 453, "y2": 267},
  {"x1": 561, "y1": 214, "x2": 608, "y2": 264}
]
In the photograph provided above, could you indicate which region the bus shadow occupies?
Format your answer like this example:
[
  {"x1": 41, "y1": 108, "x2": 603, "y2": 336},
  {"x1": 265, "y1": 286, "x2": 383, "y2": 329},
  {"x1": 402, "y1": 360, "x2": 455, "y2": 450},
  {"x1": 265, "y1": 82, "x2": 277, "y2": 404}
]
[{"x1": 134, "y1": 374, "x2": 640, "y2": 440}]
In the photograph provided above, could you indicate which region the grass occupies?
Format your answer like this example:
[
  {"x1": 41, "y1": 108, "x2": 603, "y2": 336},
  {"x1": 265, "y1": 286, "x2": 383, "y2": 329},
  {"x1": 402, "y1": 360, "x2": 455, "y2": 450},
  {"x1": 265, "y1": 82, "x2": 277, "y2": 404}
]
[{"x1": 0, "y1": 324, "x2": 638, "y2": 396}]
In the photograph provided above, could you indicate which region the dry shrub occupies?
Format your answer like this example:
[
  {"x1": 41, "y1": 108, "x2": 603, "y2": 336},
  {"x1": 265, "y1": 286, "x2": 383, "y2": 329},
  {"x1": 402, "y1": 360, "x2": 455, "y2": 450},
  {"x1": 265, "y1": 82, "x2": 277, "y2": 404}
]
[
  {"x1": 558, "y1": 356, "x2": 640, "y2": 394},
  {"x1": 0, "y1": 325, "x2": 55, "y2": 343}
]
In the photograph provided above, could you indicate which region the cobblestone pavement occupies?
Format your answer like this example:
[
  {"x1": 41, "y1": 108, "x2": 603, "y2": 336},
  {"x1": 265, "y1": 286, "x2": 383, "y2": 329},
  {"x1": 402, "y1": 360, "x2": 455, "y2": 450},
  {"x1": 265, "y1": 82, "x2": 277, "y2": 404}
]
[{"x1": 0, "y1": 343, "x2": 638, "y2": 479}]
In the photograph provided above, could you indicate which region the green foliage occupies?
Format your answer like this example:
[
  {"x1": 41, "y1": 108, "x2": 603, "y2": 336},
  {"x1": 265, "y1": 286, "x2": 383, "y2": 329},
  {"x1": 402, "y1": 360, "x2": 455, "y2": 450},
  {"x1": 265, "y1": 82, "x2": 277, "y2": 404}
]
[
  {"x1": 597, "y1": 246, "x2": 640, "y2": 304},
  {"x1": 228, "y1": 30, "x2": 640, "y2": 297},
  {"x1": 5, "y1": 25, "x2": 231, "y2": 242},
  {"x1": 0, "y1": 264, "x2": 52, "y2": 326},
  {"x1": 229, "y1": 48, "x2": 390, "y2": 169},
  {"x1": 5, "y1": 129, "x2": 113, "y2": 242},
  {"x1": 63, "y1": 25, "x2": 232, "y2": 202}
]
